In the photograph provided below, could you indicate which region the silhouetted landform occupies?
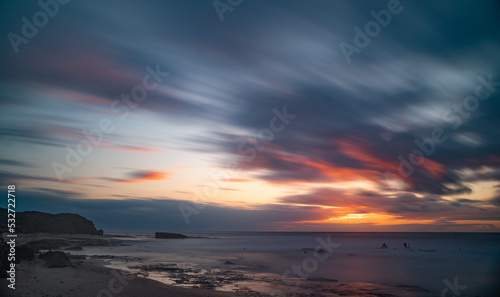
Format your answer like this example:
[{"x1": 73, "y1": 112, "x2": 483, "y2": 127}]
[
  {"x1": 155, "y1": 232, "x2": 188, "y2": 239},
  {"x1": 0, "y1": 207, "x2": 103, "y2": 235}
]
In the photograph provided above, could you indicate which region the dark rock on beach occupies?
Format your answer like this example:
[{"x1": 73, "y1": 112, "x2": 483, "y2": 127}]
[
  {"x1": 129, "y1": 263, "x2": 183, "y2": 272},
  {"x1": 24, "y1": 239, "x2": 69, "y2": 250},
  {"x1": 39, "y1": 251, "x2": 71, "y2": 268},
  {"x1": 0, "y1": 237, "x2": 9, "y2": 278},
  {"x1": 16, "y1": 245, "x2": 36, "y2": 261},
  {"x1": 155, "y1": 232, "x2": 188, "y2": 239}
]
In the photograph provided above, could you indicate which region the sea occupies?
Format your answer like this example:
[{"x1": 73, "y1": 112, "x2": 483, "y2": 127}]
[{"x1": 70, "y1": 232, "x2": 500, "y2": 296}]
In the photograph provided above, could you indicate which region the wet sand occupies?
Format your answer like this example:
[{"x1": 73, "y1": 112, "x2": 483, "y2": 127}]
[
  {"x1": 0, "y1": 234, "x2": 444, "y2": 296},
  {"x1": 0, "y1": 254, "x2": 438, "y2": 297},
  {"x1": 0, "y1": 256, "x2": 267, "y2": 297}
]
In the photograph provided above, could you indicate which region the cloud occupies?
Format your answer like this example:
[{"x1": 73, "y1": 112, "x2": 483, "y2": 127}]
[
  {"x1": 0, "y1": 159, "x2": 37, "y2": 168},
  {"x1": 0, "y1": 188, "x2": 326, "y2": 232},
  {"x1": 0, "y1": 171, "x2": 76, "y2": 185},
  {"x1": 0, "y1": 0, "x2": 499, "y2": 232},
  {"x1": 102, "y1": 145, "x2": 161, "y2": 153},
  {"x1": 220, "y1": 188, "x2": 241, "y2": 191},
  {"x1": 226, "y1": 178, "x2": 252, "y2": 182},
  {"x1": 279, "y1": 187, "x2": 500, "y2": 223},
  {"x1": 489, "y1": 195, "x2": 500, "y2": 207},
  {"x1": 103, "y1": 170, "x2": 172, "y2": 183}
]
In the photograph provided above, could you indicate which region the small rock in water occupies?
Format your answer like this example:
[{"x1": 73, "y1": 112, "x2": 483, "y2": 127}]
[
  {"x1": 306, "y1": 277, "x2": 338, "y2": 282},
  {"x1": 155, "y1": 232, "x2": 188, "y2": 239}
]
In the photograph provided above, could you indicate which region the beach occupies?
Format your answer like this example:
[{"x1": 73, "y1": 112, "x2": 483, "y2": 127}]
[
  {"x1": 2, "y1": 232, "x2": 499, "y2": 296},
  {"x1": 0, "y1": 256, "x2": 263, "y2": 297},
  {"x1": 0, "y1": 256, "x2": 437, "y2": 297},
  {"x1": 0, "y1": 247, "x2": 434, "y2": 297},
  {"x1": 1, "y1": 233, "x2": 264, "y2": 297}
]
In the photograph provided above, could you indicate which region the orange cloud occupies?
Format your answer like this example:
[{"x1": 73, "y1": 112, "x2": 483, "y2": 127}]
[
  {"x1": 418, "y1": 156, "x2": 446, "y2": 179},
  {"x1": 114, "y1": 170, "x2": 171, "y2": 183},
  {"x1": 336, "y1": 138, "x2": 399, "y2": 173},
  {"x1": 105, "y1": 145, "x2": 161, "y2": 153},
  {"x1": 227, "y1": 178, "x2": 252, "y2": 182},
  {"x1": 337, "y1": 138, "x2": 446, "y2": 182}
]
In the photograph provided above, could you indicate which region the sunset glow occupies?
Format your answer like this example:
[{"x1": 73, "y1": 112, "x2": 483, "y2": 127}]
[{"x1": 1, "y1": 0, "x2": 499, "y2": 233}]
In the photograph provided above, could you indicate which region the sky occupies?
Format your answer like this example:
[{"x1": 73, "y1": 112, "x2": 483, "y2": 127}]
[{"x1": 1, "y1": 0, "x2": 500, "y2": 232}]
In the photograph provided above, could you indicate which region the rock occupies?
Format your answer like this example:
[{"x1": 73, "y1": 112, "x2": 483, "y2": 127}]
[
  {"x1": 306, "y1": 277, "x2": 338, "y2": 282},
  {"x1": 62, "y1": 246, "x2": 83, "y2": 251},
  {"x1": 224, "y1": 261, "x2": 235, "y2": 265},
  {"x1": 25, "y1": 239, "x2": 69, "y2": 250},
  {"x1": 0, "y1": 238, "x2": 8, "y2": 278},
  {"x1": 16, "y1": 245, "x2": 35, "y2": 261},
  {"x1": 0, "y1": 207, "x2": 103, "y2": 235},
  {"x1": 39, "y1": 251, "x2": 70, "y2": 268},
  {"x1": 155, "y1": 232, "x2": 188, "y2": 239},
  {"x1": 129, "y1": 264, "x2": 183, "y2": 272},
  {"x1": 69, "y1": 255, "x2": 86, "y2": 260}
]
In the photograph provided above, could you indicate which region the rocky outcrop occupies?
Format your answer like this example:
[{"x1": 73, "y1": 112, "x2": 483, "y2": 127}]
[
  {"x1": 16, "y1": 246, "x2": 35, "y2": 261},
  {"x1": 0, "y1": 207, "x2": 103, "y2": 235},
  {"x1": 0, "y1": 237, "x2": 8, "y2": 278},
  {"x1": 155, "y1": 232, "x2": 187, "y2": 239},
  {"x1": 39, "y1": 251, "x2": 70, "y2": 268}
]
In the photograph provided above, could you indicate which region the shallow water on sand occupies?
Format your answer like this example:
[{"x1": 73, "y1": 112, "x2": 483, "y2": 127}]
[{"x1": 70, "y1": 232, "x2": 500, "y2": 296}]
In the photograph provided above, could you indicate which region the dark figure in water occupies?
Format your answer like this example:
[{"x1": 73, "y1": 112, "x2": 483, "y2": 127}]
[
  {"x1": 381, "y1": 243, "x2": 388, "y2": 248},
  {"x1": 404, "y1": 243, "x2": 407, "y2": 248}
]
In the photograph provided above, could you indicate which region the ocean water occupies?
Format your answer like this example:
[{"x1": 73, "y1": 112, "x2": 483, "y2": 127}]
[{"x1": 72, "y1": 232, "x2": 500, "y2": 296}]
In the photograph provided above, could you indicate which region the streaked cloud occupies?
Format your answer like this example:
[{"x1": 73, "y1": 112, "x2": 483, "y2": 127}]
[{"x1": 0, "y1": 0, "x2": 499, "y2": 231}]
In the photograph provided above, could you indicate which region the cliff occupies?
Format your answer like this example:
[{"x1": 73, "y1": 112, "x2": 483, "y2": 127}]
[{"x1": 0, "y1": 207, "x2": 103, "y2": 235}]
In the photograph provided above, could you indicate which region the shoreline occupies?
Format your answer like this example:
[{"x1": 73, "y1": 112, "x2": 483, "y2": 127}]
[
  {"x1": 1, "y1": 255, "x2": 440, "y2": 297},
  {"x1": 1, "y1": 233, "x2": 485, "y2": 296},
  {"x1": 0, "y1": 255, "x2": 268, "y2": 297}
]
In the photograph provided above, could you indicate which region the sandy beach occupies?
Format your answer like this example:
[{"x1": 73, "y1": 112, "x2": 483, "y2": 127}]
[
  {"x1": 0, "y1": 233, "x2": 455, "y2": 297},
  {"x1": 0, "y1": 233, "x2": 265, "y2": 296},
  {"x1": 0, "y1": 256, "x2": 268, "y2": 297},
  {"x1": 1, "y1": 249, "x2": 438, "y2": 297}
]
